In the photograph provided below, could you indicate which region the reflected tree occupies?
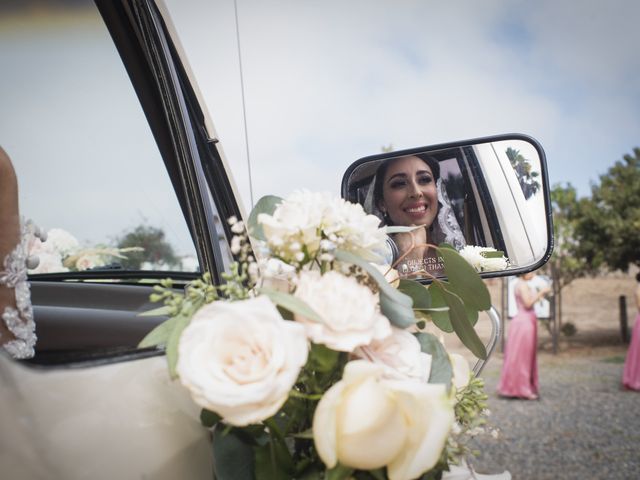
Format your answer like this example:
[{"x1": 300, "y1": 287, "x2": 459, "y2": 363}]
[
  {"x1": 116, "y1": 225, "x2": 178, "y2": 270},
  {"x1": 506, "y1": 147, "x2": 541, "y2": 199}
]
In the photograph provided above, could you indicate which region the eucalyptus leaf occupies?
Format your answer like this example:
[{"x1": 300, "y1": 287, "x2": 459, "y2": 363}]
[
  {"x1": 248, "y1": 195, "x2": 283, "y2": 241},
  {"x1": 444, "y1": 281, "x2": 480, "y2": 327},
  {"x1": 200, "y1": 409, "x2": 221, "y2": 428},
  {"x1": 259, "y1": 287, "x2": 323, "y2": 323},
  {"x1": 398, "y1": 279, "x2": 431, "y2": 310},
  {"x1": 432, "y1": 282, "x2": 487, "y2": 359},
  {"x1": 309, "y1": 343, "x2": 340, "y2": 373},
  {"x1": 428, "y1": 284, "x2": 453, "y2": 333},
  {"x1": 480, "y1": 250, "x2": 506, "y2": 259},
  {"x1": 166, "y1": 311, "x2": 191, "y2": 378},
  {"x1": 254, "y1": 440, "x2": 293, "y2": 480},
  {"x1": 437, "y1": 246, "x2": 491, "y2": 311},
  {"x1": 137, "y1": 305, "x2": 171, "y2": 317},
  {"x1": 335, "y1": 249, "x2": 415, "y2": 328},
  {"x1": 326, "y1": 464, "x2": 355, "y2": 480},
  {"x1": 415, "y1": 332, "x2": 453, "y2": 389},
  {"x1": 137, "y1": 315, "x2": 178, "y2": 348},
  {"x1": 212, "y1": 425, "x2": 255, "y2": 480}
]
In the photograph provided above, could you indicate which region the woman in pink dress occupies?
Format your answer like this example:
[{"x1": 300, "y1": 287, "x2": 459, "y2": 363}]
[
  {"x1": 622, "y1": 273, "x2": 640, "y2": 391},
  {"x1": 498, "y1": 272, "x2": 550, "y2": 400}
]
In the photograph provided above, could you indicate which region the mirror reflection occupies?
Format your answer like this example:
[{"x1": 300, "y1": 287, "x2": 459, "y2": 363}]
[{"x1": 343, "y1": 136, "x2": 551, "y2": 280}]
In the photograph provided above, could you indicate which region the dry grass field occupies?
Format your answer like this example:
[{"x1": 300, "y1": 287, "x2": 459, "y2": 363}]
[{"x1": 444, "y1": 271, "x2": 638, "y2": 365}]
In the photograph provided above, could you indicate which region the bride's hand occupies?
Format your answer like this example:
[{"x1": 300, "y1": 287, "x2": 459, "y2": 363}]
[{"x1": 392, "y1": 225, "x2": 428, "y2": 259}]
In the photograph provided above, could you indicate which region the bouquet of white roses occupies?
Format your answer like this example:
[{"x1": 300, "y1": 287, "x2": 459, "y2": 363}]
[{"x1": 140, "y1": 190, "x2": 499, "y2": 480}]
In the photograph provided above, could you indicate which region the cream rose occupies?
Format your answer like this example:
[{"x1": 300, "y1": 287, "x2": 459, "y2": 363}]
[
  {"x1": 176, "y1": 296, "x2": 308, "y2": 426},
  {"x1": 313, "y1": 360, "x2": 454, "y2": 480},
  {"x1": 354, "y1": 327, "x2": 431, "y2": 382},
  {"x1": 450, "y1": 353, "x2": 471, "y2": 390},
  {"x1": 293, "y1": 270, "x2": 391, "y2": 352}
]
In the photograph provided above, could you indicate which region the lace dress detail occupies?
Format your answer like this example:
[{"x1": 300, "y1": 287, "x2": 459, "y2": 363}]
[{"x1": 0, "y1": 222, "x2": 36, "y2": 359}]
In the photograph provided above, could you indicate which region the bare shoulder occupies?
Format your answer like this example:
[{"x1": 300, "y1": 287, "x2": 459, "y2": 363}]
[{"x1": 0, "y1": 147, "x2": 17, "y2": 180}]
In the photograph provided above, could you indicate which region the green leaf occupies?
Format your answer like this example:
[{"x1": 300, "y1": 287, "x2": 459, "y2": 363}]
[
  {"x1": 166, "y1": 311, "x2": 191, "y2": 378},
  {"x1": 248, "y1": 195, "x2": 283, "y2": 241},
  {"x1": 137, "y1": 315, "x2": 178, "y2": 348},
  {"x1": 137, "y1": 305, "x2": 171, "y2": 317},
  {"x1": 398, "y1": 279, "x2": 431, "y2": 310},
  {"x1": 428, "y1": 284, "x2": 453, "y2": 333},
  {"x1": 415, "y1": 332, "x2": 453, "y2": 389},
  {"x1": 368, "y1": 468, "x2": 387, "y2": 480},
  {"x1": 309, "y1": 343, "x2": 341, "y2": 373},
  {"x1": 200, "y1": 409, "x2": 221, "y2": 428},
  {"x1": 480, "y1": 250, "x2": 506, "y2": 259},
  {"x1": 254, "y1": 440, "x2": 293, "y2": 480},
  {"x1": 259, "y1": 287, "x2": 323, "y2": 323},
  {"x1": 335, "y1": 249, "x2": 415, "y2": 328},
  {"x1": 432, "y1": 282, "x2": 487, "y2": 359},
  {"x1": 326, "y1": 464, "x2": 354, "y2": 480},
  {"x1": 212, "y1": 425, "x2": 255, "y2": 480},
  {"x1": 437, "y1": 247, "x2": 491, "y2": 311}
]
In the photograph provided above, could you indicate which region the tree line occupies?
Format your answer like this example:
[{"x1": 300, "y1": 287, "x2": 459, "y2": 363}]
[{"x1": 548, "y1": 147, "x2": 640, "y2": 324}]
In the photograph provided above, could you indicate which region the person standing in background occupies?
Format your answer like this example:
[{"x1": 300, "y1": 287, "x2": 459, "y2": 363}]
[
  {"x1": 498, "y1": 271, "x2": 550, "y2": 400},
  {"x1": 622, "y1": 272, "x2": 640, "y2": 391}
]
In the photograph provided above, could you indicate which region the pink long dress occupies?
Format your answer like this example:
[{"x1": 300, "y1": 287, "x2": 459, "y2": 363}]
[
  {"x1": 497, "y1": 282, "x2": 539, "y2": 399},
  {"x1": 622, "y1": 313, "x2": 640, "y2": 391}
]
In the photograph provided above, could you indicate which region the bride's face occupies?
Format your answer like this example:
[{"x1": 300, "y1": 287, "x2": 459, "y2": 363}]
[{"x1": 379, "y1": 156, "x2": 438, "y2": 227}]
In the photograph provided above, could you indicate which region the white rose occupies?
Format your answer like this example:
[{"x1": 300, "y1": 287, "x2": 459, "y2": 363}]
[
  {"x1": 450, "y1": 353, "x2": 471, "y2": 390},
  {"x1": 176, "y1": 296, "x2": 308, "y2": 426},
  {"x1": 313, "y1": 360, "x2": 454, "y2": 480},
  {"x1": 354, "y1": 327, "x2": 431, "y2": 382},
  {"x1": 293, "y1": 270, "x2": 391, "y2": 352},
  {"x1": 323, "y1": 197, "x2": 388, "y2": 258},
  {"x1": 258, "y1": 190, "x2": 328, "y2": 262}
]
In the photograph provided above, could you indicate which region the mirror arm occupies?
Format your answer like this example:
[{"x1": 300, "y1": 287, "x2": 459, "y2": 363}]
[{"x1": 472, "y1": 306, "x2": 502, "y2": 376}]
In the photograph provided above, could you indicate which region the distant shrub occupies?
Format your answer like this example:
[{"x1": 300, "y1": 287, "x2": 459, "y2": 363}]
[{"x1": 561, "y1": 322, "x2": 577, "y2": 337}]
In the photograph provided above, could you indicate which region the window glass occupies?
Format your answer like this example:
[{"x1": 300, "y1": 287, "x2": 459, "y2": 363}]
[{"x1": 0, "y1": 1, "x2": 198, "y2": 275}]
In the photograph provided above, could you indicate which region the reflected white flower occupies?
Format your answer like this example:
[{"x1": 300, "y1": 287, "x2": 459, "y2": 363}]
[{"x1": 458, "y1": 246, "x2": 508, "y2": 272}]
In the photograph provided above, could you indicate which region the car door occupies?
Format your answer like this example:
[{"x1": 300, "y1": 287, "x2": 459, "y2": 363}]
[{"x1": 0, "y1": 0, "x2": 241, "y2": 478}]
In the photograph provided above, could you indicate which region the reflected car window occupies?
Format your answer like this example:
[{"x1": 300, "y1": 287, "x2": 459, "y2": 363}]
[{"x1": 0, "y1": 1, "x2": 198, "y2": 275}]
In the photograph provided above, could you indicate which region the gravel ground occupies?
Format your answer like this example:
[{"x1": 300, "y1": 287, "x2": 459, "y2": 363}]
[{"x1": 466, "y1": 348, "x2": 640, "y2": 480}]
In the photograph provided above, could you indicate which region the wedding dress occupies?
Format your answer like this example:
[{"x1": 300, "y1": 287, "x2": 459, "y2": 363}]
[{"x1": 0, "y1": 221, "x2": 37, "y2": 359}]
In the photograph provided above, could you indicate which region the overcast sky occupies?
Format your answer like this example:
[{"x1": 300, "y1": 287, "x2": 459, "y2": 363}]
[
  {"x1": 165, "y1": 0, "x2": 640, "y2": 208},
  {"x1": 1, "y1": 0, "x2": 639, "y2": 253}
]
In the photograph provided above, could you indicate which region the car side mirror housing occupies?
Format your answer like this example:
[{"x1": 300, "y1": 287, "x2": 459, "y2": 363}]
[{"x1": 341, "y1": 133, "x2": 553, "y2": 281}]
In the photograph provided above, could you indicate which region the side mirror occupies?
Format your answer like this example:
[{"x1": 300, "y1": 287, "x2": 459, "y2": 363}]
[{"x1": 341, "y1": 133, "x2": 553, "y2": 281}]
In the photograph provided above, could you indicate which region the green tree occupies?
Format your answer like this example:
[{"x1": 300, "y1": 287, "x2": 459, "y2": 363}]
[
  {"x1": 506, "y1": 147, "x2": 541, "y2": 199},
  {"x1": 573, "y1": 147, "x2": 640, "y2": 272},
  {"x1": 116, "y1": 225, "x2": 178, "y2": 270},
  {"x1": 547, "y1": 183, "x2": 590, "y2": 326}
]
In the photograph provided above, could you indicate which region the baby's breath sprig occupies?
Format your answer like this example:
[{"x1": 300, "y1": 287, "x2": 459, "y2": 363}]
[{"x1": 447, "y1": 376, "x2": 499, "y2": 465}]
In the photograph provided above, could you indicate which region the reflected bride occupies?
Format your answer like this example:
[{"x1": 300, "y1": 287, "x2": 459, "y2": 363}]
[{"x1": 371, "y1": 154, "x2": 466, "y2": 277}]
